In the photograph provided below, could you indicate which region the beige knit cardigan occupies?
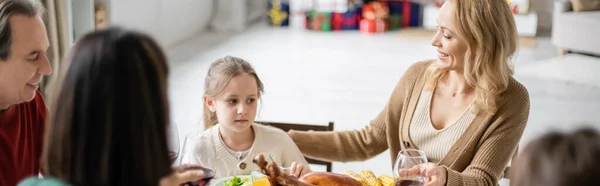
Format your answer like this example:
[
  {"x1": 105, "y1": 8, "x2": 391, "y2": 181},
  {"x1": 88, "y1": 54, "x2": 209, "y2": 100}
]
[{"x1": 289, "y1": 60, "x2": 530, "y2": 186}]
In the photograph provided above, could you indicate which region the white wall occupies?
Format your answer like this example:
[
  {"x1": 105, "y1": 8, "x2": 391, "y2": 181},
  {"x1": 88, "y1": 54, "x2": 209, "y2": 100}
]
[{"x1": 110, "y1": 0, "x2": 213, "y2": 48}]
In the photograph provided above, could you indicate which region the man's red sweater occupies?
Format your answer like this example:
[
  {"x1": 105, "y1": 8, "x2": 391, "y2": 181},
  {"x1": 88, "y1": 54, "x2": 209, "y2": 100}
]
[{"x1": 0, "y1": 91, "x2": 47, "y2": 186}]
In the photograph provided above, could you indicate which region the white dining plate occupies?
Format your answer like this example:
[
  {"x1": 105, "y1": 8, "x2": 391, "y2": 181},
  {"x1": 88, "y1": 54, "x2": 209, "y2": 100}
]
[
  {"x1": 208, "y1": 171, "x2": 267, "y2": 186},
  {"x1": 208, "y1": 175, "x2": 253, "y2": 186}
]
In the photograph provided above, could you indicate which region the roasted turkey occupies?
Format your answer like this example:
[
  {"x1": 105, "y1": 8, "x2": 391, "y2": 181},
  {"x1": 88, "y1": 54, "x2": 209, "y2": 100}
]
[{"x1": 252, "y1": 153, "x2": 363, "y2": 186}]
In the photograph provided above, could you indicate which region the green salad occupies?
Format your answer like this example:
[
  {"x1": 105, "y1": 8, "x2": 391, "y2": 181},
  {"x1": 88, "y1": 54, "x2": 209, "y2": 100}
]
[{"x1": 223, "y1": 176, "x2": 250, "y2": 186}]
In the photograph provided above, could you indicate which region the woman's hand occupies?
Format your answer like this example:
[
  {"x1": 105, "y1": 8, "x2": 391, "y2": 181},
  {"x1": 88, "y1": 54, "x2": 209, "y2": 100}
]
[
  {"x1": 424, "y1": 163, "x2": 447, "y2": 186},
  {"x1": 397, "y1": 163, "x2": 447, "y2": 186},
  {"x1": 159, "y1": 164, "x2": 205, "y2": 186},
  {"x1": 289, "y1": 161, "x2": 311, "y2": 178}
]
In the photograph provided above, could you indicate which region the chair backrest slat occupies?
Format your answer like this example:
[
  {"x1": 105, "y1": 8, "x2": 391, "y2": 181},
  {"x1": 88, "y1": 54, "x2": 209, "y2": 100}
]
[{"x1": 255, "y1": 120, "x2": 334, "y2": 172}]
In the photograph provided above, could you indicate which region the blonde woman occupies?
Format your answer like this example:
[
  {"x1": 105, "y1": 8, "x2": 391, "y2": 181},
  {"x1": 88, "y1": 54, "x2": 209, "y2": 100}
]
[{"x1": 288, "y1": 0, "x2": 529, "y2": 186}]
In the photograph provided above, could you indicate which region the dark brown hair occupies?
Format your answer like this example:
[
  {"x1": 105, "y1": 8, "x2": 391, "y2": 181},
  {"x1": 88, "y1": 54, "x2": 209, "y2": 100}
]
[
  {"x1": 203, "y1": 56, "x2": 264, "y2": 129},
  {"x1": 0, "y1": 0, "x2": 44, "y2": 61},
  {"x1": 43, "y1": 27, "x2": 172, "y2": 186},
  {"x1": 511, "y1": 127, "x2": 600, "y2": 186}
]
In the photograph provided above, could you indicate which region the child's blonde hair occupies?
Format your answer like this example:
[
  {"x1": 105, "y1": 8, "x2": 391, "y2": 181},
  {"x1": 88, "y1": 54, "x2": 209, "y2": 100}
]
[{"x1": 203, "y1": 56, "x2": 264, "y2": 130}]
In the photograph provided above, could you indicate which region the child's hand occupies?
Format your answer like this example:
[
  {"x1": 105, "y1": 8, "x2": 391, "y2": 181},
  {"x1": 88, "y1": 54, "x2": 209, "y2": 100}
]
[{"x1": 290, "y1": 161, "x2": 311, "y2": 178}]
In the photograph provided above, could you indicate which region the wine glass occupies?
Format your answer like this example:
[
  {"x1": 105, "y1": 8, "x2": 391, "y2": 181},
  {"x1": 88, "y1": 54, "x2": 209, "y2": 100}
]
[
  {"x1": 180, "y1": 133, "x2": 203, "y2": 166},
  {"x1": 393, "y1": 149, "x2": 428, "y2": 186},
  {"x1": 168, "y1": 121, "x2": 180, "y2": 164},
  {"x1": 180, "y1": 133, "x2": 216, "y2": 185}
]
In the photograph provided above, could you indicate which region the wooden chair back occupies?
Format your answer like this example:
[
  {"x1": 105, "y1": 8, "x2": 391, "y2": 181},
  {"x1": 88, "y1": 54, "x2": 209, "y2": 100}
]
[{"x1": 255, "y1": 120, "x2": 335, "y2": 172}]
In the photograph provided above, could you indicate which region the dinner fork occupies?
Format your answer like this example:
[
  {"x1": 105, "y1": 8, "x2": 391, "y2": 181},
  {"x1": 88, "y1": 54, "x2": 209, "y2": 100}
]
[{"x1": 266, "y1": 154, "x2": 292, "y2": 172}]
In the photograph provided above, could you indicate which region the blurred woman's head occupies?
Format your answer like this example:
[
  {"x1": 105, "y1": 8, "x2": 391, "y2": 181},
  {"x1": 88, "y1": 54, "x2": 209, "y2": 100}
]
[
  {"x1": 511, "y1": 128, "x2": 600, "y2": 186},
  {"x1": 42, "y1": 27, "x2": 172, "y2": 186}
]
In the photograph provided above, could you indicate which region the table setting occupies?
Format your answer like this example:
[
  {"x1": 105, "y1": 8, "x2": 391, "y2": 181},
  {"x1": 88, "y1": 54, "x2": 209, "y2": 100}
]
[{"x1": 176, "y1": 132, "x2": 429, "y2": 186}]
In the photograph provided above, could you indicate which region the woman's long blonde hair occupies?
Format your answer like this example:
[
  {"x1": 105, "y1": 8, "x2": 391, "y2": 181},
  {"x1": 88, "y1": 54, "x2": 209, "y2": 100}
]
[
  {"x1": 425, "y1": 0, "x2": 518, "y2": 113},
  {"x1": 202, "y1": 56, "x2": 264, "y2": 130}
]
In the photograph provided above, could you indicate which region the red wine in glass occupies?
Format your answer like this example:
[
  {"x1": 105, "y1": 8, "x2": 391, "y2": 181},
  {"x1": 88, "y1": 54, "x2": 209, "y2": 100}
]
[
  {"x1": 180, "y1": 134, "x2": 215, "y2": 186},
  {"x1": 395, "y1": 180, "x2": 425, "y2": 186},
  {"x1": 393, "y1": 150, "x2": 428, "y2": 186},
  {"x1": 183, "y1": 166, "x2": 215, "y2": 186}
]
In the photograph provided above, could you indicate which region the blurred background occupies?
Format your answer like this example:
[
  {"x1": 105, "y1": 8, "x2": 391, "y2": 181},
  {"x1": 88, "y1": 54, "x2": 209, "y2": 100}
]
[{"x1": 38, "y1": 0, "x2": 600, "y2": 185}]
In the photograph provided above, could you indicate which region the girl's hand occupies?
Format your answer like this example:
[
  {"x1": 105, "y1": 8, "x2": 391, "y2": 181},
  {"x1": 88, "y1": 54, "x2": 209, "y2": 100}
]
[
  {"x1": 424, "y1": 163, "x2": 447, "y2": 186},
  {"x1": 289, "y1": 161, "x2": 311, "y2": 178},
  {"x1": 159, "y1": 164, "x2": 205, "y2": 186}
]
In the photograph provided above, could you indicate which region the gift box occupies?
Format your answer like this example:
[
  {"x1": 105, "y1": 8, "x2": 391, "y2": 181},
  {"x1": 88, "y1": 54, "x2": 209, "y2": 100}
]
[
  {"x1": 362, "y1": 1, "x2": 389, "y2": 20},
  {"x1": 307, "y1": 11, "x2": 333, "y2": 31},
  {"x1": 387, "y1": 0, "x2": 421, "y2": 27},
  {"x1": 346, "y1": 0, "x2": 365, "y2": 12},
  {"x1": 360, "y1": 19, "x2": 387, "y2": 33},
  {"x1": 290, "y1": 0, "x2": 314, "y2": 28},
  {"x1": 268, "y1": 0, "x2": 290, "y2": 27},
  {"x1": 332, "y1": 7, "x2": 361, "y2": 30},
  {"x1": 387, "y1": 0, "x2": 402, "y2": 14},
  {"x1": 387, "y1": 13, "x2": 401, "y2": 30}
]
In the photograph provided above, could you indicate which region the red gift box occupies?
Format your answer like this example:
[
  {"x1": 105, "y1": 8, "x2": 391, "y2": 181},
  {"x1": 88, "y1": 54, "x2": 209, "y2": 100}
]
[
  {"x1": 362, "y1": 1, "x2": 389, "y2": 20},
  {"x1": 360, "y1": 19, "x2": 387, "y2": 34},
  {"x1": 332, "y1": 10, "x2": 361, "y2": 30}
]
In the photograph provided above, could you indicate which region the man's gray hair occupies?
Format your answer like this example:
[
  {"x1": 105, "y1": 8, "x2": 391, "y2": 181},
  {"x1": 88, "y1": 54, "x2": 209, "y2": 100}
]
[{"x1": 0, "y1": 0, "x2": 45, "y2": 61}]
